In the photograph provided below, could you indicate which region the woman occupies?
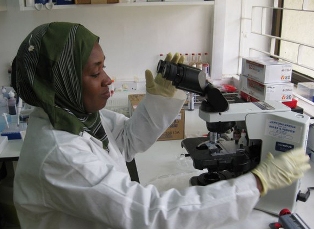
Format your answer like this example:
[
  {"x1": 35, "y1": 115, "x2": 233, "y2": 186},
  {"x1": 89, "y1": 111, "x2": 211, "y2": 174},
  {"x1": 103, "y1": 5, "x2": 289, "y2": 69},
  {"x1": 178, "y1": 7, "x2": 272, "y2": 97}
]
[{"x1": 12, "y1": 22, "x2": 310, "y2": 229}]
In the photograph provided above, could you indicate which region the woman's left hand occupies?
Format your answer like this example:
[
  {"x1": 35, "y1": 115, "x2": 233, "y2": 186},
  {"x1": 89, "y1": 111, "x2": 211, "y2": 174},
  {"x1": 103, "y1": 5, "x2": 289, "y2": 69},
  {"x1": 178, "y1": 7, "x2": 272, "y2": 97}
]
[{"x1": 145, "y1": 52, "x2": 184, "y2": 97}]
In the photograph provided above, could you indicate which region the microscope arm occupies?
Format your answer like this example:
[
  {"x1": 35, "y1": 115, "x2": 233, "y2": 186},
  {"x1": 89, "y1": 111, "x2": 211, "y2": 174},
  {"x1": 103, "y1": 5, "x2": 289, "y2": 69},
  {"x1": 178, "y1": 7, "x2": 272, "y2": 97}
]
[{"x1": 200, "y1": 83, "x2": 229, "y2": 113}]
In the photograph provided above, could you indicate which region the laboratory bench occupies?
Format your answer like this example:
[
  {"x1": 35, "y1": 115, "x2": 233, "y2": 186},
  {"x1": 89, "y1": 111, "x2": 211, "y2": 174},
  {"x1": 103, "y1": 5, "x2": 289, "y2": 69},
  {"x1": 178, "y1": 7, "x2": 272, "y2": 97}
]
[
  {"x1": 0, "y1": 140, "x2": 22, "y2": 162},
  {"x1": 0, "y1": 109, "x2": 313, "y2": 229}
]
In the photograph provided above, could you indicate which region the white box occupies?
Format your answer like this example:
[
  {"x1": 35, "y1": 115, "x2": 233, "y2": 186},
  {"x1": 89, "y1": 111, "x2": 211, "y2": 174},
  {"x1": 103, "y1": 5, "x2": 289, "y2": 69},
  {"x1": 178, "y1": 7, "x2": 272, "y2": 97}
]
[
  {"x1": 242, "y1": 57, "x2": 292, "y2": 83},
  {"x1": 240, "y1": 75, "x2": 293, "y2": 102}
]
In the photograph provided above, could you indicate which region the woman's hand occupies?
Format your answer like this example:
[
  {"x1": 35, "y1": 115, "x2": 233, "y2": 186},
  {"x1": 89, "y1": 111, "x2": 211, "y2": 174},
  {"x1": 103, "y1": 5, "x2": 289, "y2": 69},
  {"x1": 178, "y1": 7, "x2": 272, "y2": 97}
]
[{"x1": 145, "y1": 52, "x2": 184, "y2": 97}]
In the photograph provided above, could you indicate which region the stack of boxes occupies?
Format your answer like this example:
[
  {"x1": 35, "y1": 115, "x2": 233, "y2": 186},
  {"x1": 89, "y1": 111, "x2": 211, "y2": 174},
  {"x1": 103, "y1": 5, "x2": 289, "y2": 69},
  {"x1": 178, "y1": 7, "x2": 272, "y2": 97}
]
[{"x1": 239, "y1": 57, "x2": 294, "y2": 104}]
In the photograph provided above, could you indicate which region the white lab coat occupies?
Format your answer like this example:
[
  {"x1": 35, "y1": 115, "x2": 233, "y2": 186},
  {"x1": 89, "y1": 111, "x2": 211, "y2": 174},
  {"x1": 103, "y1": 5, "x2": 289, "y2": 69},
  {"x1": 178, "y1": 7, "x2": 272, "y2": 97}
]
[{"x1": 13, "y1": 92, "x2": 260, "y2": 229}]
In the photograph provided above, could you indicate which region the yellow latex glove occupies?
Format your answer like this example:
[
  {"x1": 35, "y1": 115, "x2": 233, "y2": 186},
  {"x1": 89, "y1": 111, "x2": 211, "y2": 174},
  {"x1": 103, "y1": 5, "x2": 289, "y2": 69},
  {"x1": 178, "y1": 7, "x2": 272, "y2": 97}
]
[
  {"x1": 145, "y1": 52, "x2": 184, "y2": 97},
  {"x1": 252, "y1": 148, "x2": 311, "y2": 196}
]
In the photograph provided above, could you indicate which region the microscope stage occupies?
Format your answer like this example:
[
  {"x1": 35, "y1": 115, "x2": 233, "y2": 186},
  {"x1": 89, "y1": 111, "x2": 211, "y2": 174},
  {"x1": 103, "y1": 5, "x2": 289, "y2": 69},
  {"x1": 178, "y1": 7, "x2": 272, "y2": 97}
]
[{"x1": 181, "y1": 137, "x2": 251, "y2": 173}]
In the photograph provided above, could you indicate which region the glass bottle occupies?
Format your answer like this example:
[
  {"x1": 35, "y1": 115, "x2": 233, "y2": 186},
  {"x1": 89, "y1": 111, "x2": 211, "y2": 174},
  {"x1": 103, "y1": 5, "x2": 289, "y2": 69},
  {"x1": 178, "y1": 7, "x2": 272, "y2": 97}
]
[
  {"x1": 8, "y1": 90, "x2": 16, "y2": 115},
  {"x1": 202, "y1": 52, "x2": 210, "y2": 78},
  {"x1": 189, "y1": 53, "x2": 196, "y2": 67},
  {"x1": 183, "y1": 53, "x2": 190, "y2": 65},
  {"x1": 196, "y1": 53, "x2": 203, "y2": 70},
  {"x1": 159, "y1": 53, "x2": 164, "y2": 61}
]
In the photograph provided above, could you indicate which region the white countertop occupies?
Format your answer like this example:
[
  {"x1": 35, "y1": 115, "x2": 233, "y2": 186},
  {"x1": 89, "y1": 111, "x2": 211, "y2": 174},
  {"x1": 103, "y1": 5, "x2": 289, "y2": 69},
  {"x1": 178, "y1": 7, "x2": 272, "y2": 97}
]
[{"x1": 0, "y1": 139, "x2": 22, "y2": 160}]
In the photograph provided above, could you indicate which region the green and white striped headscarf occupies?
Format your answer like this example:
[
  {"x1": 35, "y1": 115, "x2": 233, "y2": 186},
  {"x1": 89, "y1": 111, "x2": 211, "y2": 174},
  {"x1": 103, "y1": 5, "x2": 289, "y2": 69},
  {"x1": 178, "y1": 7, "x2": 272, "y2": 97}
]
[{"x1": 12, "y1": 22, "x2": 109, "y2": 150}]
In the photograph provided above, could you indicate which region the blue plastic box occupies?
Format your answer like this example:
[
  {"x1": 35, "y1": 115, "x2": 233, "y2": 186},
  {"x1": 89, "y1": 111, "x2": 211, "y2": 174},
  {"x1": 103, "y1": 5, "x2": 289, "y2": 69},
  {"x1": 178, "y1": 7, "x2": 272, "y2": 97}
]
[{"x1": 56, "y1": 0, "x2": 74, "y2": 4}]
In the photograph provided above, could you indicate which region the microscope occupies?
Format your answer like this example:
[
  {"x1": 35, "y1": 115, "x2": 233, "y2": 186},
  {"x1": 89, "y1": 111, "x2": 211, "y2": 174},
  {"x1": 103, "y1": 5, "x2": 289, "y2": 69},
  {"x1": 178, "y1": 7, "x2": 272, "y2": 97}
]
[{"x1": 157, "y1": 60, "x2": 311, "y2": 215}]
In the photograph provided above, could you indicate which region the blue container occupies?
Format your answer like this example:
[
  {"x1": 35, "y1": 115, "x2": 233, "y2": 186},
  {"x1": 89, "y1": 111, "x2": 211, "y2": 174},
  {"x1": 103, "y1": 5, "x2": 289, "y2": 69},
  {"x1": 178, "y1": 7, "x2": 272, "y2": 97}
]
[
  {"x1": 56, "y1": 0, "x2": 74, "y2": 4},
  {"x1": 35, "y1": 0, "x2": 47, "y2": 3},
  {"x1": 1, "y1": 131, "x2": 22, "y2": 140}
]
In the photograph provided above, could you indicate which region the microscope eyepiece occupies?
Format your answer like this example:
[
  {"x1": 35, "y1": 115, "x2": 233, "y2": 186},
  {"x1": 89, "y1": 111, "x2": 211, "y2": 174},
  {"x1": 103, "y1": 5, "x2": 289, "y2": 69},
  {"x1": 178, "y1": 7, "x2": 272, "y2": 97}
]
[
  {"x1": 156, "y1": 59, "x2": 229, "y2": 112},
  {"x1": 157, "y1": 60, "x2": 207, "y2": 96}
]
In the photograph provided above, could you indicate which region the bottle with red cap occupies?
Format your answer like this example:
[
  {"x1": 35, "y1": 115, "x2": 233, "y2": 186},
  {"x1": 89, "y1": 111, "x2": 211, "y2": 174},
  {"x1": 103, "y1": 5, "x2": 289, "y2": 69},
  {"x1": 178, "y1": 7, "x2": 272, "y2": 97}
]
[
  {"x1": 183, "y1": 53, "x2": 190, "y2": 65},
  {"x1": 189, "y1": 53, "x2": 196, "y2": 67},
  {"x1": 202, "y1": 52, "x2": 210, "y2": 78},
  {"x1": 196, "y1": 53, "x2": 203, "y2": 70}
]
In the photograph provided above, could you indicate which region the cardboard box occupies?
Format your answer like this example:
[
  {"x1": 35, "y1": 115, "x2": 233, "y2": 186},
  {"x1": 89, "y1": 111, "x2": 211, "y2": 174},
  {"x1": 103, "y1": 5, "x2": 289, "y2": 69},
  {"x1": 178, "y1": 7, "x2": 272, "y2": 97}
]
[
  {"x1": 242, "y1": 57, "x2": 292, "y2": 83},
  {"x1": 75, "y1": 0, "x2": 91, "y2": 3},
  {"x1": 128, "y1": 94, "x2": 185, "y2": 141},
  {"x1": 240, "y1": 75, "x2": 293, "y2": 102},
  {"x1": 91, "y1": 0, "x2": 119, "y2": 3}
]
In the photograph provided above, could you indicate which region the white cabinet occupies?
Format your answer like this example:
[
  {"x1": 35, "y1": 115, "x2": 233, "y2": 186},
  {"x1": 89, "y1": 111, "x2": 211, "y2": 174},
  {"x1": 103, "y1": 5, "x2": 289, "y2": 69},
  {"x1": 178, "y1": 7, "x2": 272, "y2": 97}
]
[
  {"x1": 0, "y1": 0, "x2": 7, "y2": 11},
  {"x1": 19, "y1": 0, "x2": 214, "y2": 11}
]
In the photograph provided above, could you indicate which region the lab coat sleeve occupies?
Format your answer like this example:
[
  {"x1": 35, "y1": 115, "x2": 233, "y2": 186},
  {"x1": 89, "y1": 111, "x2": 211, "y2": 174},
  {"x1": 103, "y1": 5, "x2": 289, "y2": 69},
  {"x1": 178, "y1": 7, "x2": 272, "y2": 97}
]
[
  {"x1": 40, "y1": 142, "x2": 260, "y2": 229},
  {"x1": 101, "y1": 91, "x2": 186, "y2": 161}
]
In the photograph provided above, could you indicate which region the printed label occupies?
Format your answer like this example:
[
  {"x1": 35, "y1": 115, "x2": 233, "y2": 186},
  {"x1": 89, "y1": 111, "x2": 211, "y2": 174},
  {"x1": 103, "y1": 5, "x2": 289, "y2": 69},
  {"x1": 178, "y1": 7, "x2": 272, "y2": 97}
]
[
  {"x1": 275, "y1": 142, "x2": 294, "y2": 152},
  {"x1": 282, "y1": 94, "x2": 293, "y2": 100},
  {"x1": 265, "y1": 119, "x2": 302, "y2": 143}
]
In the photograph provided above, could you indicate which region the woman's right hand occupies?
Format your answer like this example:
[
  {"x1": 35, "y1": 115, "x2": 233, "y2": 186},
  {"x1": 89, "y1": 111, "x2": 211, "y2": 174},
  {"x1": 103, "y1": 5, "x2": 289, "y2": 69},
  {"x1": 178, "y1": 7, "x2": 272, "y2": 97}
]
[{"x1": 252, "y1": 148, "x2": 311, "y2": 196}]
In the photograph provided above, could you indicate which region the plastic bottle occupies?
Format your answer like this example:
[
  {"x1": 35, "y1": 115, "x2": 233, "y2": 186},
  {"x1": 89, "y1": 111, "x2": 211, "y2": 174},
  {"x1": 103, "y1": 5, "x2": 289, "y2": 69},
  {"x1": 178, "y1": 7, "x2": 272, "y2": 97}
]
[
  {"x1": 2, "y1": 86, "x2": 9, "y2": 99},
  {"x1": 8, "y1": 90, "x2": 16, "y2": 115},
  {"x1": 0, "y1": 94, "x2": 8, "y2": 115},
  {"x1": 202, "y1": 52, "x2": 210, "y2": 78},
  {"x1": 189, "y1": 53, "x2": 196, "y2": 67},
  {"x1": 196, "y1": 53, "x2": 203, "y2": 70},
  {"x1": 238, "y1": 129, "x2": 248, "y2": 147}
]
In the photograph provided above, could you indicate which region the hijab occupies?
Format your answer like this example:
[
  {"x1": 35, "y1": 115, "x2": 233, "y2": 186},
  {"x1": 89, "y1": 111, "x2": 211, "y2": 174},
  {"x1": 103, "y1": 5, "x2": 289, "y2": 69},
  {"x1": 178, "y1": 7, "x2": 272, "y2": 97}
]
[{"x1": 11, "y1": 22, "x2": 109, "y2": 150}]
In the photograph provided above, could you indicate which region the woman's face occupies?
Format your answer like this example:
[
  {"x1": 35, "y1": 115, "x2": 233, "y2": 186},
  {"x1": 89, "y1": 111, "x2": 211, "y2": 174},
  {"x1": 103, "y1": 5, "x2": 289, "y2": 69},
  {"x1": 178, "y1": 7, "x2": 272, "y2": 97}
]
[{"x1": 82, "y1": 43, "x2": 111, "y2": 113}]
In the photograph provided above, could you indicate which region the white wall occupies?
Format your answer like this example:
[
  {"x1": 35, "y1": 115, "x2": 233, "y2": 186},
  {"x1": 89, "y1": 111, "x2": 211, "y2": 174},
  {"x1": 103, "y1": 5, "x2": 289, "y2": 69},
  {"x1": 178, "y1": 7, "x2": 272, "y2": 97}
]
[
  {"x1": 211, "y1": 0, "x2": 274, "y2": 79},
  {"x1": 0, "y1": 1, "x2": 214, "y2": 87}
]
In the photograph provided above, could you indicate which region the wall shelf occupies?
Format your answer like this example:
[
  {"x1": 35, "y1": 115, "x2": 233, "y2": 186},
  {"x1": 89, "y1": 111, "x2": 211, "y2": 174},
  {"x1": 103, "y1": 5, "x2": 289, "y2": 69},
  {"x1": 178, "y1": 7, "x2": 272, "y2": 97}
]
[{"x1": 19, "y1": 1, "x2": 214, "y2": 11}]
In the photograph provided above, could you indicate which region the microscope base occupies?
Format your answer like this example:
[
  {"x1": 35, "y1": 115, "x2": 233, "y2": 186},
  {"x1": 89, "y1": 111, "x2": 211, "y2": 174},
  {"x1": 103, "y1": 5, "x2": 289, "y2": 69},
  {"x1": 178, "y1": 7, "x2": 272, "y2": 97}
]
[{"x1": 189, "y1": 170, "x2": 235, "y2": 186}]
